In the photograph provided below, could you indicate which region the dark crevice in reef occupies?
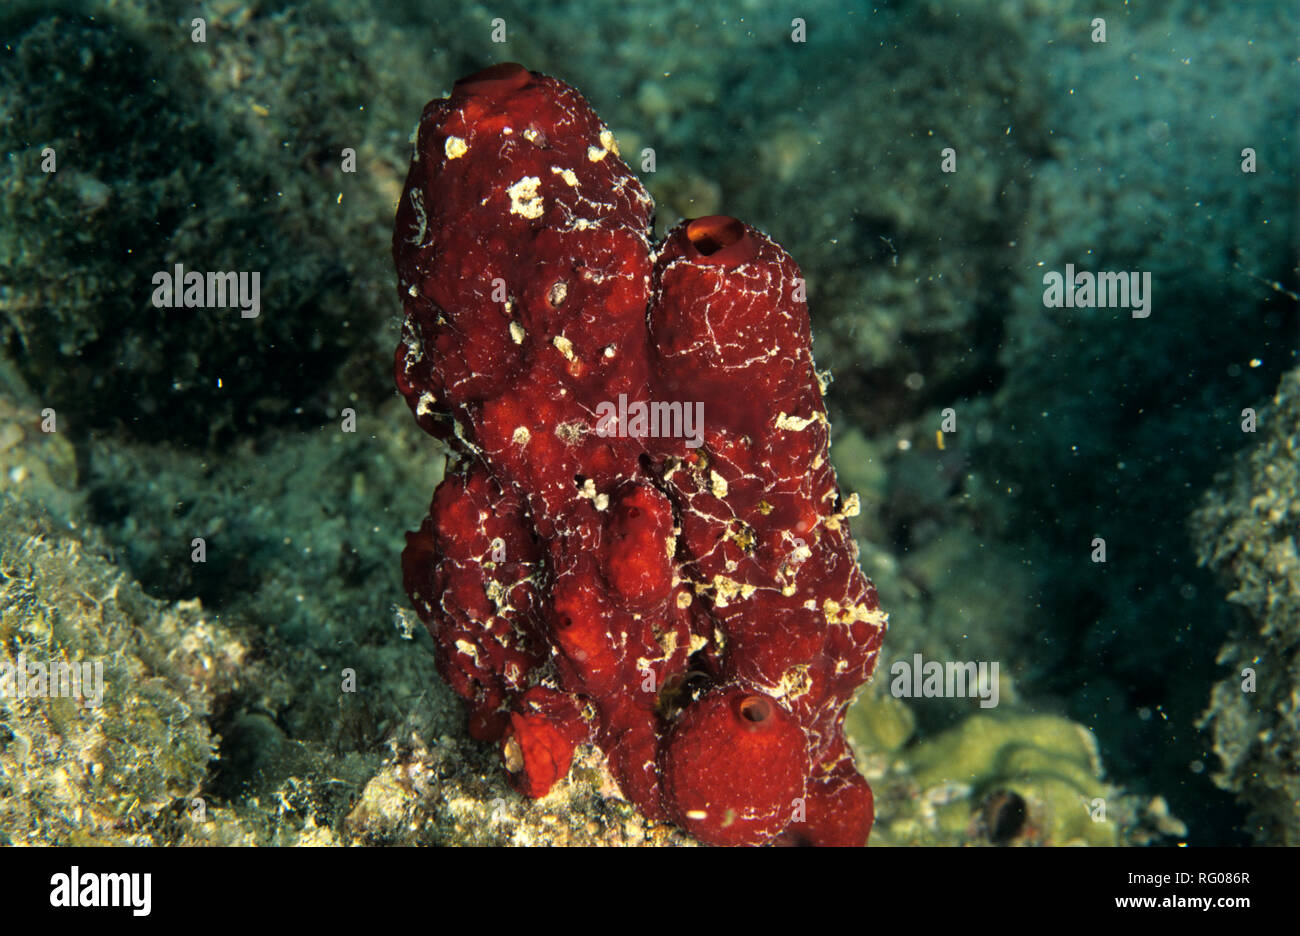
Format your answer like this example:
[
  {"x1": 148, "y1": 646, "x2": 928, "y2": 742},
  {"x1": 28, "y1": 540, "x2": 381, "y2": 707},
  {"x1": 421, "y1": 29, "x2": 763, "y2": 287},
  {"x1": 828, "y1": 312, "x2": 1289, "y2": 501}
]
[{"x1": 979, "y1": 281, "x2": 1294, "y2": 845}]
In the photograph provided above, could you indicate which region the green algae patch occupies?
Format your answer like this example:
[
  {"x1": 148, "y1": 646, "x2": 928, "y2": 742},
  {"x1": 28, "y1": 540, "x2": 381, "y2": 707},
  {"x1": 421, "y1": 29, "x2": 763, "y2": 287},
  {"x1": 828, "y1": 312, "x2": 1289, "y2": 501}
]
[
  {"x1": 845, "y1": 690, "x2": 915, "y2": 756},
  {"x1": 906, "y1": 713, "x2": 1113, "y2": 846},
  {"x1": 860, "y1": 708, "x2": 1184, "y2": 847}
]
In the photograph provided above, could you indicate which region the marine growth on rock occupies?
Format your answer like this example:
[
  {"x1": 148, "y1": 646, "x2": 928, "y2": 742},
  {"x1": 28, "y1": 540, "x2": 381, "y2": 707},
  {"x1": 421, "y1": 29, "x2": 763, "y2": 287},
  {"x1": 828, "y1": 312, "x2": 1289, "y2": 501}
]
[{"x1": 394, "y1": 63, "x2": 886, "y2": 846}]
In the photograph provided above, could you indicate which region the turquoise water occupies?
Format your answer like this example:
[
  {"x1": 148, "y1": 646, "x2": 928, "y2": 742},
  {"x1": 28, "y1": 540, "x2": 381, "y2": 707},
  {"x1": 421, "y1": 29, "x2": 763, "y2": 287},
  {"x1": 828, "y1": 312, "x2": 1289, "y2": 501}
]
[{"x1": 0, "y1": 0, "x2": 1296, "y2": 845}]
